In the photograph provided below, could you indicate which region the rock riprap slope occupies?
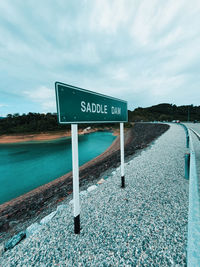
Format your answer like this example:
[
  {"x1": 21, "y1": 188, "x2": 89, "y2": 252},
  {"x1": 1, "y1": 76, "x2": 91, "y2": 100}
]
[{"x1": 0, "y1": 124, "x2": 188, "y2": 266}]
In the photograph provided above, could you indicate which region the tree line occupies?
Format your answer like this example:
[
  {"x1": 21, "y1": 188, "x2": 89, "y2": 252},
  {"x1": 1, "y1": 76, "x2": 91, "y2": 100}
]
[
  {"x1": 0, "y1": 112, "x2": 123, "y2": 135},
  {"x1": 0, "y1": 103, "x2": 199, "y2": 135},
  {"x1": 128, "y1": 103, "x2": 200, "y2": 122}
]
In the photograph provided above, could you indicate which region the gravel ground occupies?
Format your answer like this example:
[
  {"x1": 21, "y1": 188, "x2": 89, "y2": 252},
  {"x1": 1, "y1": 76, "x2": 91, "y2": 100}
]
[{"x1": 0, "y1": 124, "x2": 189, "y2": 266}]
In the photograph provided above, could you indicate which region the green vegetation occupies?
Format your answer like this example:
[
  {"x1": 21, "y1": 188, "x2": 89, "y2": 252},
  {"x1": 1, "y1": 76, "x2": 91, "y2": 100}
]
[
  {"x1": 0, "y1": 113, "x2": 120, "y2": 135},
  {"x1": 128, "y1": 103, "x2": 200, "y2": 122},
  {"x1": 0, "y1": 113, "x2": 66, "y2": 134},
  {"x1": 0, "y1": 103, "x2": 199, "y2": 135}
]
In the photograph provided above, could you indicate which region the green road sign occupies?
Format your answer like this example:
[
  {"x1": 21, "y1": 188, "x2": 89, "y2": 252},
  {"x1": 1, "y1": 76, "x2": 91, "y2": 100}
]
[{"x1": 55, "y1": 82, "x2": 128, "y2": 124}]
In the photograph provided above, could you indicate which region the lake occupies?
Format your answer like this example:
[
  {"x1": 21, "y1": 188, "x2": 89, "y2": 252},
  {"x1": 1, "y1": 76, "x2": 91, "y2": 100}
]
[{"x1": 0, "y1": 131, "x2": 116, "y2": 205}]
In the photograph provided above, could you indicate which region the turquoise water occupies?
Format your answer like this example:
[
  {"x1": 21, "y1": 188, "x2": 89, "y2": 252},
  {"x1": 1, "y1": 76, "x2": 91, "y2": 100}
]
[{"x1": 0, "y1": 131, "x2": 116, "y2": 204}]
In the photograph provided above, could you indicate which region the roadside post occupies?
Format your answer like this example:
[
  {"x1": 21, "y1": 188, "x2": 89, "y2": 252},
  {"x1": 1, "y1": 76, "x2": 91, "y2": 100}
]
[
  {"x1": 55, "y1": 82, "x2": 128, "y2": 234},
  {"x1": 120, "y1": 123, "x2": 125, "y2": 187},
  {"x1": 71, "y1": 124, "x2": 80, "y2": 233},
  {"x1": 185, "y1": 152, "x2": 190, "y2": 180},
  {"x1": 186, "y1": 134, "x2": 189, "y2": 148}
]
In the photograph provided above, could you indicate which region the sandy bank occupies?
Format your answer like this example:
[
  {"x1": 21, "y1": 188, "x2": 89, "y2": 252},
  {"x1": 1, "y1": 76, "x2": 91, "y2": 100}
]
[{"x1": 0, "y1": 128, "x2": 119, "y2": 144}]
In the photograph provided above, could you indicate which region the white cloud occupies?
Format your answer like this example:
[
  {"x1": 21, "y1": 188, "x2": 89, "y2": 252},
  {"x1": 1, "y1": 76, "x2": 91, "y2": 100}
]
[
  {"x1": 131, "y1": 0, "x2": 159, "y2": 45},
  {"x1": 108, "y1": 67, "x2": 129, "y2": 81},
  {"x1": 130, "y1": 0, "x2": 193, "y2": 47},
  {"x1": 0, "y1": 104, "x2": 8, "y2": 108},
  {"x1": 156, "y1": 0, "x2": 184, "y2": 32},
  {"x1": 90, "y1": 0, "x2": 129, "y2": 33},
  {"x1": 24, "y1": 86, "x2": 56, "y2": 112},
  {"x1": 157, "y1": 27, "x2": 183, "y2": 48},
  {"x1": 150, "y1": 75, "x2": 185, "y2": 97}
]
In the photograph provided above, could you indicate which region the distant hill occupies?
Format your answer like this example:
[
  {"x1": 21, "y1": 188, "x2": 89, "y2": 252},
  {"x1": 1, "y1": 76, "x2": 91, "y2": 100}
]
[{"x1": 128, "y1": 103, "x2": 200, "y2": 122}]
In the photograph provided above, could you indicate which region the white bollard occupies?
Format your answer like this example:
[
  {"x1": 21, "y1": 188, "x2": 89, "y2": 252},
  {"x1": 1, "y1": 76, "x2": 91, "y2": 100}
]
[
  {"x1": 120, "y1": 122, "x2": 125, "y2": 188},
  {"x1": 71, "y1": 124, "x2": 80, "y2": 234}
]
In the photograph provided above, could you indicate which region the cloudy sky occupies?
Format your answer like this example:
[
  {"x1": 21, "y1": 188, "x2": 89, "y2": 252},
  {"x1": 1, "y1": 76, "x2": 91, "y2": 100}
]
[{"x1": 0, "y1": 0, "x2": 200, "y2": 116}]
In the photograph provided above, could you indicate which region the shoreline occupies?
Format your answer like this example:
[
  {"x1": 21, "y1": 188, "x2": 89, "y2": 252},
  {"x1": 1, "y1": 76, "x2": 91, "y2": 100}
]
[{"x1": 0, "y1": 128, "x2": 119, "y2": 144}]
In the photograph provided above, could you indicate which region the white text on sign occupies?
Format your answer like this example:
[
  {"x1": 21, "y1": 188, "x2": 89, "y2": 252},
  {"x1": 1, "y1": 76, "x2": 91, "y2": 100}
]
[{"x1": 80, "y1": 101, "x2": 121, "y2": 115}]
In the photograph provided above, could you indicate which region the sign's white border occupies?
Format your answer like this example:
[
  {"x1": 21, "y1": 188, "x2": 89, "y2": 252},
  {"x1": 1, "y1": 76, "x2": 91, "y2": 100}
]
[{"x1": 55, "y1": 82, "x2": 128, "y2": 124}]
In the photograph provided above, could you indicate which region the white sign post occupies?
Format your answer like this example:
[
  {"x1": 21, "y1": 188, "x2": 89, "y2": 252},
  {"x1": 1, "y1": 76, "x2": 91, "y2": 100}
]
[
  {"x1": 55, "y1": 82, "x2": 128, "y2": 234},
  {"x1": 120, "y1": 123, "x2": 125, "y2": 187},
  {"x1": 71, "y1": 124, "x2": 80, "y2": 234}
]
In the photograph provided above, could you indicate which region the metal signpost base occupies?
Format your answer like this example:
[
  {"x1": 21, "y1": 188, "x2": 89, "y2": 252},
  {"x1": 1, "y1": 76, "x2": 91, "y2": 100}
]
[
  {"x1": 120, "y1": 123, "x2": 125, "y2": 188},
  {"x1": 74, "y1": 214, "x2": 80, "y2": 234},
  {"x1": 71, "y1": 124, "x2": 80, "y2": 234}
]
